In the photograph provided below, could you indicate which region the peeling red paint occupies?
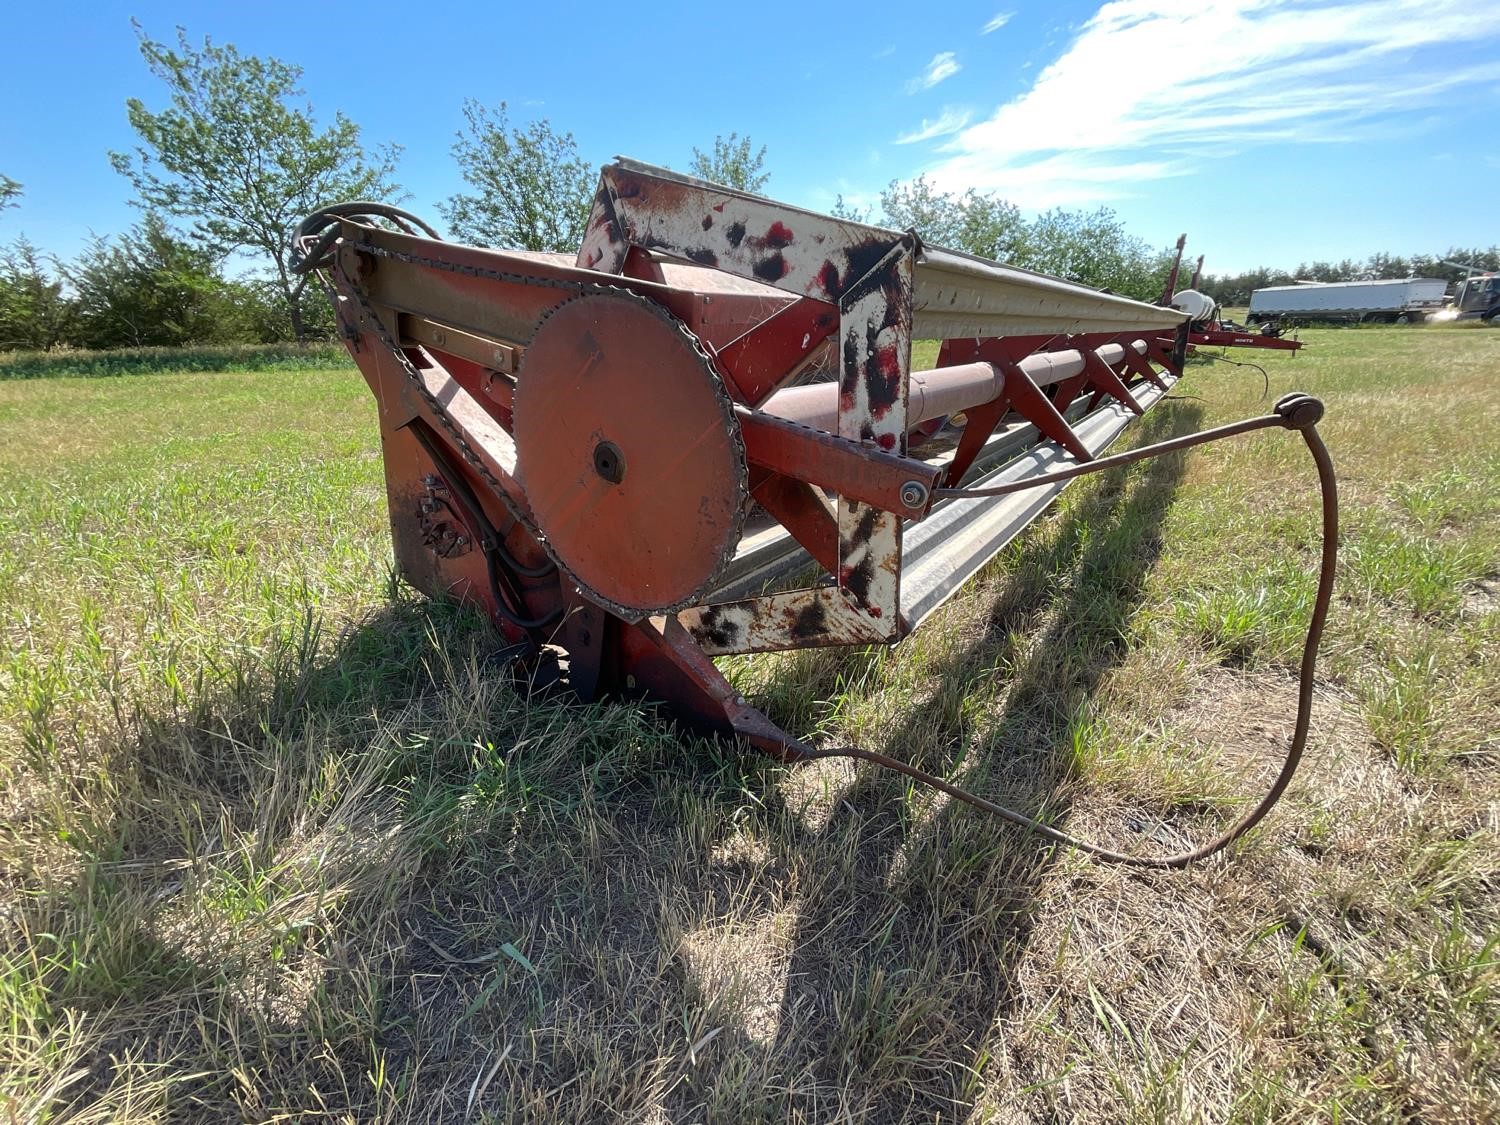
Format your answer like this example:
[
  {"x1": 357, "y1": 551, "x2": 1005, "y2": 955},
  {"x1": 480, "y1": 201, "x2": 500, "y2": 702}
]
[{"x1": 764, "y1": 222, "x2": 794, "y2": 248}]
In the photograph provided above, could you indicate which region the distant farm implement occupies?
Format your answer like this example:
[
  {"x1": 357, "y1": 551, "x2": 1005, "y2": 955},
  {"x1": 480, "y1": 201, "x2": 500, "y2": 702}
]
[
  {"x1": 293, "y1": 160, "x2": 1336, "y2": 867},
  {"x1": 1161, "y1": 235, "x2": 1304, "y2": 355}
]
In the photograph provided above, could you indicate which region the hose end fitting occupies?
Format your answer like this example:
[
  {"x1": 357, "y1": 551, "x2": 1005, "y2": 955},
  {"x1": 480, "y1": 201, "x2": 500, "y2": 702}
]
[{"x1": 1275, "y1": 392, "x2": 1324, "y2": 429}]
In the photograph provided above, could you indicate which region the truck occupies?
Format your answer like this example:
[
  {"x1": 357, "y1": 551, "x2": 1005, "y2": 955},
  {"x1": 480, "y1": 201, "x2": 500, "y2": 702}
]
[
  {"x1": 1248, "y1": 278, "x2": 1449, "y2": 325},
  {"x1": 1434, "y1": 272, "x2": 1500, "y2": 322}
]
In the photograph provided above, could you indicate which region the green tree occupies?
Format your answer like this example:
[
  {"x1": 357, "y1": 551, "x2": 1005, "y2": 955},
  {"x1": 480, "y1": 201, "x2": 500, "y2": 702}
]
[
  {"x1": 878, "y1": 177, "x2": 968, "y2": 245},
  {"x1": 440, "y1": 100, "x2": 594, "y2": 252},
  {"x1": 876, "y1": 177, "x2": 1026, "y2": 261},
  {"x1": 828, "y1": 195, "x2": 871, "y2": 223},
  {"x1": 110, "y1": 25, "x2": 401, "y2": 340},
  {"x1": 0, "y1": 238, "x2": 74, "y2": 351},
  {"x1": 690, "y1": 133, "x2": 769, "y2": 193},
  {"x1": 69, "y1": 215, "x2": 246, "y2": 349},
  {"x1": 225, "y1": 276, "x2": 336, "y2": 343},
  {"x1": 1018, "y1": 206, "x2": 1167, "y2": 300},
  {"x1": 0, "y1": 176, "x2": 20, "y2": 213},
  {"x1": 874, "y1": 177, "x2": 1172, "y2": 300}
]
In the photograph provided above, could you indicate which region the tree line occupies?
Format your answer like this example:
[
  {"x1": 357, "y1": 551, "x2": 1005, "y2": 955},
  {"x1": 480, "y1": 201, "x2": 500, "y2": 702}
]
[
  {"x1": 3, "y1": 24, "x2": 1491, "y2": 352},
  {"x1": 1197, "y1": 249, "x2": 1500, "y2": 308}
]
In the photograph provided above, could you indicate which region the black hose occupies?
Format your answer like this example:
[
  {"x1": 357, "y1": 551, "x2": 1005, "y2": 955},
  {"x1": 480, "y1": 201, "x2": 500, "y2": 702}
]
[
  {"x1": 805, "y1": 393, "x2": 1337, "y2": 868},
  {"x1": 290, "y1": 201, "x2": 443, "y2": 275},
  {"x1": 1196, "y1": 349, "x2": 1270, "y2": 400}
]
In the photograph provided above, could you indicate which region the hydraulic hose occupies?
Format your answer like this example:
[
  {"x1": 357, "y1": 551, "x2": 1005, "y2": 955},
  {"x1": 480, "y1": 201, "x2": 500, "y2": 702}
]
[{"x1": 803, "y1": 393, "x2": 1337, "y2": 869}]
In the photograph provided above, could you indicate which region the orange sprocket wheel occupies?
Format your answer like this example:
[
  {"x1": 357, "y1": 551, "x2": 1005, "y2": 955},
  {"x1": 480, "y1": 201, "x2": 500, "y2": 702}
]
[{"x1": 513, "y1": 291, "x2": 747, "y2": 620}]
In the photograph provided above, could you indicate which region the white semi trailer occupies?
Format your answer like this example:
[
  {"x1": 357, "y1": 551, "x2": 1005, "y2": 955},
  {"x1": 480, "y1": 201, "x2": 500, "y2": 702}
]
[{"x1": 1249, "y1": 278, "x2": 1449, "y2": 325}]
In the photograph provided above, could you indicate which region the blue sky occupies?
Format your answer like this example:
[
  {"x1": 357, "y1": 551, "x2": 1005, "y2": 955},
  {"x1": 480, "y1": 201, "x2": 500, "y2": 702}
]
[{"x1": 3, "y1": 0, "x2": 1497, "y2": 275}]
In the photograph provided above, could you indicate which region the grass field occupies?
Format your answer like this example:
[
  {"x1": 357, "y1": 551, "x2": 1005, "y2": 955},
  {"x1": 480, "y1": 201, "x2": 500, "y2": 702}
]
[{"x1": 1, "y1": 326, "x2": 1496, "y2": 1122}]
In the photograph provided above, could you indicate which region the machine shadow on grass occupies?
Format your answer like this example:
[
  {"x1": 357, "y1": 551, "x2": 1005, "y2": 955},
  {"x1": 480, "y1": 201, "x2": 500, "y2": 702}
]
[
  {"x1": 31, "y1": 402, "x2": 1201, "y2": 1121},
  {"x1": 18, "y1": 594, "x2": 524, "y2": 1118},
  {"x1": 671, "y1": 398, "x2": 1206, "y2": 1118}
]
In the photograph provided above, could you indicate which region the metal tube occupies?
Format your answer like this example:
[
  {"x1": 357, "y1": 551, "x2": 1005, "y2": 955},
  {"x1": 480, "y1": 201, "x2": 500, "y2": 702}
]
[{"x1": 759, "y1": 340, "x2": 1146, "y2": 432}]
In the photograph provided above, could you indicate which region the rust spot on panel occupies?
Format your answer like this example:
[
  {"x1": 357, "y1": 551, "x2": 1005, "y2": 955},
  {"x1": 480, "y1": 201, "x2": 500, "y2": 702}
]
[
  {"x1": 726, "y1": 221, "x2": 747, "y2": 248},
  {"x1": 839, "y1": 330, "x2": 860, "y2": 412},
  {"x1": 753, "y1": 253, "x2": 789, "y2": 282},
  {"x1": 696, "y1": 605, "x2": 741, "y2": 649},
  {"x1": 839, "y1": 505, "x2": 884, "y2": 603},
  {"x1": 822, "y1": 241, "x2": 900, "y2": 304},
  {"x1": 701, "y1": 214, "x2": 714, "y2": 230},
  {"x1": 685, "y1": 246, "x2": 720, "y2": 267},
  {"x1": 862, "y1": 324, "x2": 902, "y2": 420},
  {"x1": 818, "y1": 261, "x2": 841, "y2": 299},
  {"x1": 842, "y1": 558, "x2": 875, "y2": 603},
  {"x1": 758, "y1": 222, "x2": 794, "y2": 249},
  {"x1": 789, "y1": 596, "x2": 828, "y2": 640}
]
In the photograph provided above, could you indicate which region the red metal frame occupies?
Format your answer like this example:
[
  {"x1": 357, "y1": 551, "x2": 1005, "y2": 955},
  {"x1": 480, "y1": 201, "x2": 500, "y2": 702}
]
[{"x1": 309, "y1": 161, "x2": 1191, "y2": 756}]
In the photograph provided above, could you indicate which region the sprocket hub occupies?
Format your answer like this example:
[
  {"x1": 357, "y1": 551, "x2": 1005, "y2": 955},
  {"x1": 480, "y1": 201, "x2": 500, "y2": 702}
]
[{"x1": 513, "y1": 292, "x2": 747, "y2": 619}]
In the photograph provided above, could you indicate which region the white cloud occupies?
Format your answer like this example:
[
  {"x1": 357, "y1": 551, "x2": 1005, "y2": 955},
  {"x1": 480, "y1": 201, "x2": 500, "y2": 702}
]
[
  {"x1": 907, "y1": 51, "x2": 961, "y2": 93},
  {"x1": 895, "y1": 108, "x2": 973, "y2": 144},
  {"x1": 981, "y1": 11, "x2": 1014, "y2": 34},
  {"x1": 916, "y1": 0, "x2": 1500, "y2": 207}
]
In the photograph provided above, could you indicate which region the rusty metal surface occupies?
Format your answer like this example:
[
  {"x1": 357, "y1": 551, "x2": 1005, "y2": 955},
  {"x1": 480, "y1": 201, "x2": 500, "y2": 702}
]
[
  {"x1": 761, "y1": 339, "x2": 1148, "y2": 432},
  {"x1": 399, "y1": 314, "x2": 520, "y2": 374},
  {"x1": 297, "y1": 182, "x2": 1202, "y2": 775},
  {"x1": 513, "y1": 292, "x2": 747, "y2": 619},
  {"x1": 578, "y1": 159, "x2": 923, "y2": 650},
  {"x1": 1185, "y1": 328, "x2": 1304, "y2": 352},
  {"x1": 708, "y1": 393, "x2": 1105, "y2": 602},
  {"x1": 416, "y1": 474, "x2": 474, "y2": 558},
  {"x1": 738, "y1": 408, "x2": 940, "y2": 516},
  {"x1": 582, "y1": 160, "x2": 1185, "y2": 341},
  {"x1": 714, "y1": 296, "x2": 838, "y2": 405},
  {"x1": 832, "y1": 244, "x2": 914, "y2": 638},
  {"x1": 579, "y1": 159, "x2": 916, "y2": 307},
  {"x1": 680, "y1": 586, "x2": 886, "y2": 655}
]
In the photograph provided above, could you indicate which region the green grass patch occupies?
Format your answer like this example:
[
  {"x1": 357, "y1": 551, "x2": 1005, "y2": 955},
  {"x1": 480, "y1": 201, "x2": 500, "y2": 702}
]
[
  {"x1": 0, "y1": 342, "x2": 353, "y2": 380},
  {"x1": 1, "y1": 328, "x2": 1497, "y2": 1121}
]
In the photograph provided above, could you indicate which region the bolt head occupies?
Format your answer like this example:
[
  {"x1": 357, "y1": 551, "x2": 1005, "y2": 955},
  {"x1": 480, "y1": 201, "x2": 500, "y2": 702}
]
[{"x1": 900, "y1": 480, "x2": 929, "y2": 509}]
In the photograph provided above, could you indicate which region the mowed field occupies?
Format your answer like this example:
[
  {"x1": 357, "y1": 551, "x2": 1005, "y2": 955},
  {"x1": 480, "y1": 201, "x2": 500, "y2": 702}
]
[{"x1": 1, "y1": 326, "x2": 1496, "y2": 1122}]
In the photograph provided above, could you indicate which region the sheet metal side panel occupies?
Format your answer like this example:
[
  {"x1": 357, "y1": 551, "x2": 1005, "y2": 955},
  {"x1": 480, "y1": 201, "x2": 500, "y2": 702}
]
[
  {"x1": 832, "y1": 248, "x2": 913, "y2": 636},
  {"x1": 914, "y1": 252, "x2": 1186, "y2": 338}
]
